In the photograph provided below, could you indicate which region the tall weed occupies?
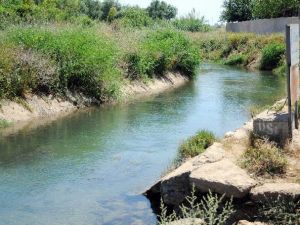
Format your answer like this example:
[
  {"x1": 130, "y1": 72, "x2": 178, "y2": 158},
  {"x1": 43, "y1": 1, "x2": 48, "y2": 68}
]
[{"x1": 6, "y1": 26, "x2": 122, "y2": 101}]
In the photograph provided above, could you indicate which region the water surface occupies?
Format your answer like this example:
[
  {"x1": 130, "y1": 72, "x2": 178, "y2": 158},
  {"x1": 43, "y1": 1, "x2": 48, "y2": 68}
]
[{"x1": 0, "y1": 64, "x2": 286, "y2": 225}]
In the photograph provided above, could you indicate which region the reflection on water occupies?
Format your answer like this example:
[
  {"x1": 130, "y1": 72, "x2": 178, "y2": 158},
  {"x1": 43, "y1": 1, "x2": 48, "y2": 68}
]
[{"x1": 0, "y1": 64, "x2": 286, "y2": 225}]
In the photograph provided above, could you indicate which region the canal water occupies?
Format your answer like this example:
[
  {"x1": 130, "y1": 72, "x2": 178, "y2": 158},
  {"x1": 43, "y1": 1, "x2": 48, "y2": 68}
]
[{"x1": 0, "y1": 64, "x2": 286, "y2": 225}]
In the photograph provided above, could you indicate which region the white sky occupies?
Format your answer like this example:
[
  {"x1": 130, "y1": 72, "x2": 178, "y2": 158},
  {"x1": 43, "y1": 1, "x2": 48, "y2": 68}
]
[{"x1": 118, "y1": 0, "x2": 224, "y2": 24}]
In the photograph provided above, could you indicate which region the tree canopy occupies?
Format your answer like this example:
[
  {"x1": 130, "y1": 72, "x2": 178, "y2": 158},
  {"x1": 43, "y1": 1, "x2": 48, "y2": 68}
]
[
  {"x1": 220, "y1": 0, "x2": 252, "y2": 22},
  {"x1": 147, "y1": 0, "x2": 177, "y2": 20},
  {"x1": 221, "y1": 0, "x2": 300, "y2": 22},
  {"x1": 252, "y1": 0, "x2": 300, "y2": 19}
]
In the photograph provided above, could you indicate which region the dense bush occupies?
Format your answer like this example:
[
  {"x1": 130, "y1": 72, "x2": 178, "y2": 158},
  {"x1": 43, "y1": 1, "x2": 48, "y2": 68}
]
[
  {"x1": 173, "y1": 13, "x2": 210, "y2": 33},
  {"x1": 192, "y1": 32, "x2": 286, "y2": 73},
  {"x1": 179, "y1": 130, "x2": 215, "y2": 158},
  {"x1": 126, "y1": 29, "x2": 200, "y2": 80},
  {"x1": 0, "y1": 44, "x2": 59, "y2": 98},
  {"x1": 5, "y1": 27, "x2": 122, "y2": 101},
  {"x1": 116, "y1": 7, "x2": 153, "y2": 28},
  {"x1": 224, "y1": 54, "x2": 247, "y2": 66},
  {"x1": 241, "y1": 139, "x2": 287, "y2": 177},
  {"x1": 260, "y1": 43, "x2": 285, "y2": 70}
]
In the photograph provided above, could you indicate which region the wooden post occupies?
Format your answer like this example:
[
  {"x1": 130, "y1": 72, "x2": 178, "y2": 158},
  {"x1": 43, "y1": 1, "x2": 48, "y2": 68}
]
[{"x1": 286, "y1": 24, "x2": 300, "y2": 138}]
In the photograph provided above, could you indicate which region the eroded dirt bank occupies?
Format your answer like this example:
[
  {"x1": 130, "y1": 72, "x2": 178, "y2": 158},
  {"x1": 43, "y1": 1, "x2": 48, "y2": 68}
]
[{"x1": 0, "y1": 72, "x2": 189, "y2": 125}]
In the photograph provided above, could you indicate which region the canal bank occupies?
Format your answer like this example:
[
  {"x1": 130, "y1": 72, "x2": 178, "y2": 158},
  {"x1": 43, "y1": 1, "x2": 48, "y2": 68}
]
[
  {"x1": 146, "y1": 98, "x2": 300, "y2": 224},
  {"x1": 0, "y1": 72, "x2": 188, "y2": 130}
]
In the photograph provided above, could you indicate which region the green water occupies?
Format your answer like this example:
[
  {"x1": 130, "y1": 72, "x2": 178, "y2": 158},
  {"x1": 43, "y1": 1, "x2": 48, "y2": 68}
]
[{"x1": 0, "y1": 64, "x2": 286, "y2": 225}]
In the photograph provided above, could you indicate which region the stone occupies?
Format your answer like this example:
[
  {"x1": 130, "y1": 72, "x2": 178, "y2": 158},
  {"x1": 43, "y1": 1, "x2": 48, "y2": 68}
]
[
  {"x1": 160, "y1": 143, "x2": 226, "y2": 205},
  {"x1": 166, "y1": 218, "x2": 204, "y2": 225},
  {"x1": 149, "y1": 143, "x2": 226, "y2": 205},
  {"x1": 192, "y1": 143, "x2": 226, "y2": 166},
  {"x1": 225, "y1": 131, "x2": 234, "y2": 138},
  {"x1": 237, "y1": 220, "x2": 267, "y2": 225},
  {"x1": 160, "y1": 159, "x2": 198, "y2": 205},
  {"x1": 253, "y1": 111, "x2": 290, "y2": 143},
  {"x1": 250, "y1": 183, "x2": 300, "y2": 202},
  {"x1": 190, "y1": 159, "x2": 257, "y2": 198}
]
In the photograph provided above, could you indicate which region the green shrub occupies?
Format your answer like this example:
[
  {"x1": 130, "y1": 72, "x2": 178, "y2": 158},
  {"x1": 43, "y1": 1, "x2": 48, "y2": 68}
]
[
  {"x1": 107, "y1": 6, "x2": 117, "y2": 22},
  {"x1": 179, "y1": 130, "x2": 215, "y2": 158},
  {"x1": 241, "y1": 139, "x2": 287, "y2": 177},
  {"x1": 193, "y1": 32, "x2": 285, "y2": 72},
  {"x1": 258, "y1": 196, "x2": 300, "y2": 225},
  {"x1": 173, "y1": 18, "x2": 210, "y2": 32},
  {"x1": 224, "y1": 54, "x2": 247, "y2": 66},
  {"x1": 0, "y1": 44, "x2": 59, "y2": 99},
  {"x1": 116, "y1": 7, "x2": 153, "y2": 28},
  {"x1": 126, "y1": 29, "x2": 200, "y2": 79},
  {"x1": 6, "y1": 26, "x2": 122, "y2": 101},
  {"x1": 260, "y1": 43, "x2": 285, "y2": 70},
  {"x1": 159, "y1": 187, "x2": 235, "y2": 225},
  {"x1": 0, "y1": 119, "x2": 10, "y2": 129}
]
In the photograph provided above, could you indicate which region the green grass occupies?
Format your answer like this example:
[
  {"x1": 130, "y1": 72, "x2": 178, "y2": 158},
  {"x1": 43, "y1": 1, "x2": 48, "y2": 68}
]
[
  {"x1": 241, "y1": 139, "x2": 287, "y2": 177},
  {"x1": 179, "y1": 130, "x2": 215, "y2": 158},
  {"x1": 224, "y1": 54, "x2": 247, "y2": 66},
  {"x1": 0, "y1": 119, "x2": 11, "y2": 129},
  {"x1": 126, "y1": 29, "x2": 200, "y2": 80},
  {"x1": 260, "y1": 43, "x2": 285, "y2": 70}
]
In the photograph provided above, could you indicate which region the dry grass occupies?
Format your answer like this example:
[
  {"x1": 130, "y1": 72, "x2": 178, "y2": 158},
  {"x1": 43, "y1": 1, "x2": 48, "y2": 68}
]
[{"x1": 241, "y1": 139, "x2": 288, "y2": 177}]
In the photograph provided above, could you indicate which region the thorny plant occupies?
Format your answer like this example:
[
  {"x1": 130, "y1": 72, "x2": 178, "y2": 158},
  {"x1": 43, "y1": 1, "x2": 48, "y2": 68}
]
[{"x1": 158, "y1": 185, "x2": 235, "y2": 225}]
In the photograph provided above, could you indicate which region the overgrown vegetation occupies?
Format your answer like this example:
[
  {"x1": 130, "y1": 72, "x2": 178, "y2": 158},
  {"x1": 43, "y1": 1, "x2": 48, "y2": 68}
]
[
  {"x1": 179, "y1": 130, "x2": 216, "y2": 158},
  {"x1": 1, "y1": 26, "x2": 122, "y2": 101},
  {"x1": 190, "y1": 32, "x2": 286, "y2": 74},
  {"x1": 241, "y1": 139, "x2": 287, "y2": 177},
  {"x1": 173, "y1": 9, "x2": 210, "y2": 33},
  {"x1": 0, "y1": 25, "x2": 201, "y2": 101},
  {"x1": 260, "y1": 43, "x2": 285, "y2": 70},
  {"x1": 127, "y1": 30, "x2": 200, "y2": 80},
  {"x1": 159, "y1": 187, "x2": 235, "y2": 225},
  {"x1": 258, "y1": 196, "x2": 300, "y2": 225},
  {"x1": 0, "y1": 0, "x2": 210, "y2": 102}
]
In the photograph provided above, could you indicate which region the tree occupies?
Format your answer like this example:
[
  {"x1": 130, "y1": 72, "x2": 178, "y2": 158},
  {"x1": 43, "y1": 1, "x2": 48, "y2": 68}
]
[
  {"x1": 107, "y1": 5, "x2": 116, "y2": 22},
  {"x1": 220, "y1": 0, "x2": 252, "y2": 22},
  {"x1": 100, "y1": 0, "x2": 120, "y2": 21},
  {"x1": 251, "y1": 0, "x2": 300, "y2": 19},
  {"x1": 147, "y1": 0, "x2": 177, "y2": 20},
  {"x1": 80, "y1": 0, "x2": 102, "y2": 20}
]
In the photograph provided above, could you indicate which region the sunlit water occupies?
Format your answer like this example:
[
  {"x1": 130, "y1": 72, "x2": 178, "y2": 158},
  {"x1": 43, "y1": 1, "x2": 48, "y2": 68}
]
[{"x1": 0, "y1": 64, "x2": 286, "y2": 225}]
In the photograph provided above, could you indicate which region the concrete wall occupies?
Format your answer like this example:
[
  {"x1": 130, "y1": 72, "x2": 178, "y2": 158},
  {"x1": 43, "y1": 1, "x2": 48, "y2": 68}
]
[{"x1": 226, "y1": 17, "x2": 300, "y2": 35}]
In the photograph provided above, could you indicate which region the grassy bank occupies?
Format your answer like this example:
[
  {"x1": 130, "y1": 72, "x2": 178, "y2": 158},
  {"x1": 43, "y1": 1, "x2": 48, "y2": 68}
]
[
  {"x1": 189, "y1": 31, "x2": 286, "y2": 75},
  {"x1": 0, "y1": 24, "x2": 200, "y2": 102}
]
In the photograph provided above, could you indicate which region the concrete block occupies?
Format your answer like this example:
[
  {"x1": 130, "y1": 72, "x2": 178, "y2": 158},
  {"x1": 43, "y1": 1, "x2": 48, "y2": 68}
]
[{"x1": 253, "y1": 112, "x2": 290, "y2": 142}]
